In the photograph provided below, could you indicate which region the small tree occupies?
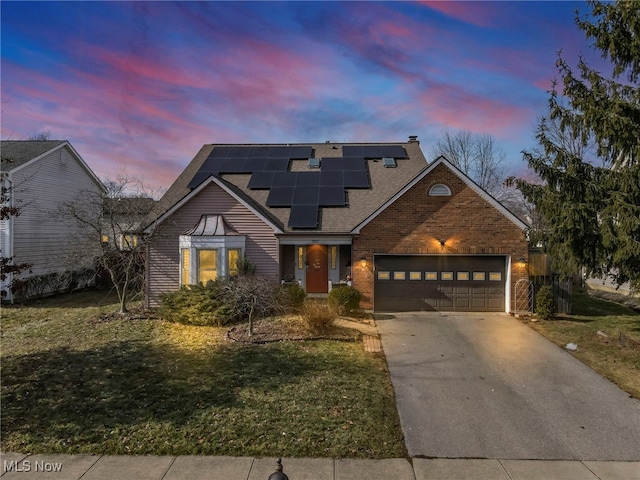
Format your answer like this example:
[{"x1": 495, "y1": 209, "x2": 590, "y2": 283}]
[{"x1": 59, "y1": 174, "x2": 159, "y2": 314}]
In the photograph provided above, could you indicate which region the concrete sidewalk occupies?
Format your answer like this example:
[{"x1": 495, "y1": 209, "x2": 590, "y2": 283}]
[{"x1": 1, "y1": 453, "x2": 639, "y2": 480}]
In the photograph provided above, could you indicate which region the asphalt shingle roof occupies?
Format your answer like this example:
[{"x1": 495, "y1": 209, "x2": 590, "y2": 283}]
[
  {"x1": 0, "y1": 140, "x2": 66, "y2": 170},
  {"x1": 152, "y1": 141, "x2": 429, "y2": 233}
]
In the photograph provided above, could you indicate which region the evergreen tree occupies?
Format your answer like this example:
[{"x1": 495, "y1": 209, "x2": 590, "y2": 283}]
[{"x1": 510, "y1": 0, "x2": 640, "y2": 291}]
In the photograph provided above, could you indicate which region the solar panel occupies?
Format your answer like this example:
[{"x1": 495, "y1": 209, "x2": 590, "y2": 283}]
[
  {"x1": 342, "y1": 157, "x2": 366, "y2": 171},
  {"x1": 271, "y1": 172, "x2": 298, "y2": 187},
  {"x1": 320, "y1": 170, "x2": 343, "y2": 186},
  {"x1": 290, "y1": 146, "x2": 313, "y2": 159},
  {"x1": 296, "y1": 172, "x2": 321, "y2": 187},
  {"x1": 343, "y1": 170, "x2": 370, "y2": 188},
  {"x1": 244, "y1": 157, "x2": 265, "y2": 171},
  {"x1": 209, "y1": 146, "x2": 235, "y2": 158},
  {"x1": 247, "y1": 171, "x2": 275, "y2": 189},
  {"x1": 288, "y1": 204, "x2": 319, "y2": 228},
  {"x1": 320, "y1": 158, "x2": 342, "y2": 171},
  {"x1": 220, "y1": 158, "x2": 247, "y2": 173},
  {"x1": 249, "y1": 146, "x2": 270, "y2": 158},
  {"x1": 342, "y1": 146, "x2": 363, "y2": 157},
  {"x1": 293, "y1": 187, "x2": 319, "y2": 205},
  {"x1": 200, "y1": 157, "x2": 224, "y2": 173},
  {"x1": 269, "y1": 146, "x2": 291, "y2": 157},
  {"x1": 265, "y1": 157, "x2": 290, "y2": 171},
  {"x1": 266, "y1": 187, "x2": 294, "y2": 206},
  {"x1": 319, "y1": 187, "x2": 346, "y2": 206},
  {"x1": 362, "y1": 146, "x2": 385, "y2": 158},
  {"x1": 384, "y1": 145, "x2": 408, "y2": 158}
]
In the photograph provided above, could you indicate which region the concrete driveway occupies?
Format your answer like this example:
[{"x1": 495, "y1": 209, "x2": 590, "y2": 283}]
[{"x1": 376, "y1": 312, "x2": 640, "y2": 460}]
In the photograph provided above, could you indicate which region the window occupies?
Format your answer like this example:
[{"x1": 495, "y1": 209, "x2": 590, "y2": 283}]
[
  {"x1": 473, "y1": 272, "x2": 486, "y2": 281},
  {"x1": 457, "y1": 272, "x2": 469, "y2": 281},
  {"x1": 377, "y1": 271, "x2": 390, "y2": 280},
  {"x1": 181, "y1": 249, "x2": 190, "y2": 285},
  {"x1": 410, "y1": 271, "x2": 422, "y2": 280},
  {"x1": 425, "y1": 272, "x2": 437, "y2": 280},
  {"x1": 198, "y1": 249, "x2": 217, "y2": 284},
  {"x1": 298, "y1": 246, "x2": 304, "y2": 270},
  {"x1": 394, "y1": 271, "x2": 406, "y2": 280},
  {"x1": 489, "y1": 272, "x2": 502, "y2": 281},
  {"x1": 228, "y1": 249, "x2": 241, "y2": 277},
  {"x1": 118, "y1": 233, "x2": 138, "y2": 250},
  {"x1": 330, "y1": 246, "x2": 337, "y2": 269},
  {"x1": 441, "y1": 272, "x2": 454, "y2": 280},
  {"x1": 429, "y1": 184, "x2": 452, "y2": 196}
]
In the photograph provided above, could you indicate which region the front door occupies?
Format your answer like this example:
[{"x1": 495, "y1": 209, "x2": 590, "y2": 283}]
[{"x1": 306, "y1": 245, "x2": 328, "y2": 293}]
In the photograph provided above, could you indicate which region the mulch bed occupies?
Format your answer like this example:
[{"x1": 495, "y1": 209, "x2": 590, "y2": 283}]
[{"x1": 226, "y1": 316, "x2": 361, "y2": 344}]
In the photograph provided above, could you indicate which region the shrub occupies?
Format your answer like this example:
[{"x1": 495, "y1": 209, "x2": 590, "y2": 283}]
[
  {"x1": 328, "y1": 285, "x2": 362, "y2": 314},
  {"x1": 159, "y1": 275, "x2": 287, "y2": 331},
  {"x1": 281, "y1": 283, "x2": 306, "y2": 310},
  {"x1": 535, "y1": 285, "x2": 555, "y2": 320},
  {"x1": 301, "y1": 301, "x2": 335, "y2": 335},
  {"x1": 159, "y1": 284, "x2": 226, "y2": 326}
]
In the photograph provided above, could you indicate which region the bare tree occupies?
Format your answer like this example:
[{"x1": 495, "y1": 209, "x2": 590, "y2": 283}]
[
  {"x1": 58, "y1": 174, "x2": 160, "y2": 314},
  {"x1": 431, "y1": 130, "x2": 507, "y2": 199}
]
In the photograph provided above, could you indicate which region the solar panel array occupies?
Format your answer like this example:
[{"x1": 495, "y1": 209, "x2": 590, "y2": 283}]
[{"x1": 188, "y1": 145, "x2": 408, "y2": 229}]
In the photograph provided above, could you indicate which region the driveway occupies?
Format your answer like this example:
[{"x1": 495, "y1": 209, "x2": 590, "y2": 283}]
[{"x1": 377, "y1": 312, "x2": 640, "y2": 460}]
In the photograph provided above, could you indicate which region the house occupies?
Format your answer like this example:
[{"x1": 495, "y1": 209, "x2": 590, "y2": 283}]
[
  {"x1": 146, "y1": 137, "x2": 529, "y2": 312},
  {"x1": 0, "y1": 140, "x2": 105, "y2": 301},
  {"x1": 103, "y1": 196, "x2": 157, "y2": 250}
]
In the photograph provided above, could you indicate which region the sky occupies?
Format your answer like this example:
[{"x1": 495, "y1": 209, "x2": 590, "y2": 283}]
[{"x1": 1, "y1": 1, "x2": 602, "y2": 191}]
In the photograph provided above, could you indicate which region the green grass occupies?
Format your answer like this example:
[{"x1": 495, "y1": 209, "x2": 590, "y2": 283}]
[
  {"x1": 0, "y1": 290, "x2": 405, "y2": 458},
  {"x1": 524, "y1": 290, "x2": 640, "y2": 399}
]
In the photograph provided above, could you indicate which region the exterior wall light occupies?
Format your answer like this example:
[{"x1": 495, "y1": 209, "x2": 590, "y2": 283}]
[
  {"x1": 439, "y1": 240, "x2": 446, "y2": 247},
  {"x1": 360, "y1": 257, "x2": 367, "y2": 268}
]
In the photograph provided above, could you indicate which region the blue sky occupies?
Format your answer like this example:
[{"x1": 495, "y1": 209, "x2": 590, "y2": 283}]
[{"x1": 1, "y1": 1, "x2": 599, "y2": 189}]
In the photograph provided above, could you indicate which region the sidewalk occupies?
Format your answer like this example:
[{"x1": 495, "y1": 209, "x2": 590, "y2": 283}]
[{"x1": 1, "y1": 453, "x2": 639, "y2": 480}]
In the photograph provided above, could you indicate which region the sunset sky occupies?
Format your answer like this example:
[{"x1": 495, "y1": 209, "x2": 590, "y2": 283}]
[{"x1": 1, "y1": 1, "x2": 601, "y2": 190}]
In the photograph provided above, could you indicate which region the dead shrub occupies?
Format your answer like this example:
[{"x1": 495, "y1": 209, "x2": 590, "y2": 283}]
[{"x1": 301, "y1": 301, "x2": 336, "y2": 335}]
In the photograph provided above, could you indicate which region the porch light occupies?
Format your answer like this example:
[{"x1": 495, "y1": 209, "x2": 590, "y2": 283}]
[
  {"x1": 360, "y1": 257, "x2": 367, "y2": 268},
  {"x1": 518, "y1": 257, "x2": 526, "y2": 266},
  {"x1": 439, "y1": 240, "x2": 446, "y2": 247}
]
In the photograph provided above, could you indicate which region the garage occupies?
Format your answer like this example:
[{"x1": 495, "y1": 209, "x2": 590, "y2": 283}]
[{"x1": 374, "y1": 255, "x2": 507, "y2": 312}]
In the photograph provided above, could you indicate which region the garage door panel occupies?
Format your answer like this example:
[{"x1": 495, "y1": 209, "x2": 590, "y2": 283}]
[{"x1": 374, "y1": 255, "x2": 506, "y2": 312}]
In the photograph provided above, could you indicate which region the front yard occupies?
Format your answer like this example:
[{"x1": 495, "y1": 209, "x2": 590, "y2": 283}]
[
  {"x1": 522, "y1": 289, "x2": 640, "y2": 399},
  {"x1": 0, "y1": 290, "x2": 405, "y2": 458}
]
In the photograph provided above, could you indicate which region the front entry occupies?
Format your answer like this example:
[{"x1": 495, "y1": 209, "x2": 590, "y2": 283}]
[{"x1": 306, "y1": 244, "x2": 328, "y2": 293}]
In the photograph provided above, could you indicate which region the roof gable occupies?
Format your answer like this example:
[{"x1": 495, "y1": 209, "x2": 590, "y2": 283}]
[
  {"x1": 150, "y1": 174, "x2": 284, "y2": 234},
  {"x1": 0, "y1": 140, "x2": 104, "y2": 192},
  {"x1": 352, "y1": 156, "x2": 528, "y2": 233}
]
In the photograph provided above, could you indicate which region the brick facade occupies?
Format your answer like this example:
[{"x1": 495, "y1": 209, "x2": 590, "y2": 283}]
[{"x1": 352, "y1": 163, "x2": 529, "y2": 310}]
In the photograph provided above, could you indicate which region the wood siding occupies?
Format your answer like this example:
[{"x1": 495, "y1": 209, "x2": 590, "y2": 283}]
[
  {"x1": 147, "y1": 182, "x2": 279, "y2": 307},
  {"x1": 10, "y1": 146, "x2": 103, "y2": 279}
]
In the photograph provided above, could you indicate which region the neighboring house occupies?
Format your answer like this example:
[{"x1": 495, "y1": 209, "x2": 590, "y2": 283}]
[
  {"x1": 0, "y1": 140, "x2": 105, "y2": 301},
  {"x1": 103, "y1": 197, "x2": 156, "y2": 250},
  {"x1": 146, "y1": 137, "x2": 529, "y2": 312}
]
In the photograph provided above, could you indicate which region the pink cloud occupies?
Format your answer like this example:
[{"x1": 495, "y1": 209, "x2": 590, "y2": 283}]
[{"x1": 418, "y1": 1, "x2": 498, "y2": 28}]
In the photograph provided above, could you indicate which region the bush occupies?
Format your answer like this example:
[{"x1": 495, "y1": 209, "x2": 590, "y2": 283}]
[
  {"x1": 328, "y1": 285, "x2": 362, "y2": 314},
  {"x1": 536, "y1": 285, "x2": 555, "y2": 320},
  {"x1": 281, "y1": 283, "x2": 306, "y2": 310},
  {"x1": 159, "y1": 283, "x2": 226, "y2": 326},
  {"x1": 301, "y1": 301, "x2": 336, "y2": 335},
  {"x1": 159, "y1": 275, "x2": 287, "y2": 328}
]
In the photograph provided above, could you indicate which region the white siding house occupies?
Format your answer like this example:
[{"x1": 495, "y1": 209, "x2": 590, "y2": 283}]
[{"x1": 0, "y1": 140, "x2": 105, "y2": 301}]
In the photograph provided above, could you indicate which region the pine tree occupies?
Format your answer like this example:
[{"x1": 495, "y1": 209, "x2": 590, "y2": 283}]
[{"x1": 510, "y1": 0, "x2": 640, "y2": 291}]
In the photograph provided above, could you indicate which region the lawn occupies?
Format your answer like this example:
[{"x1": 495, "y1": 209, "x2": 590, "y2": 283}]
[
  {"x1": 522, "y1": 289, "x2": 640, "y2": 399},
  {"x1": 0, "y1": 290, "x2": 405, "y2": 458}
]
